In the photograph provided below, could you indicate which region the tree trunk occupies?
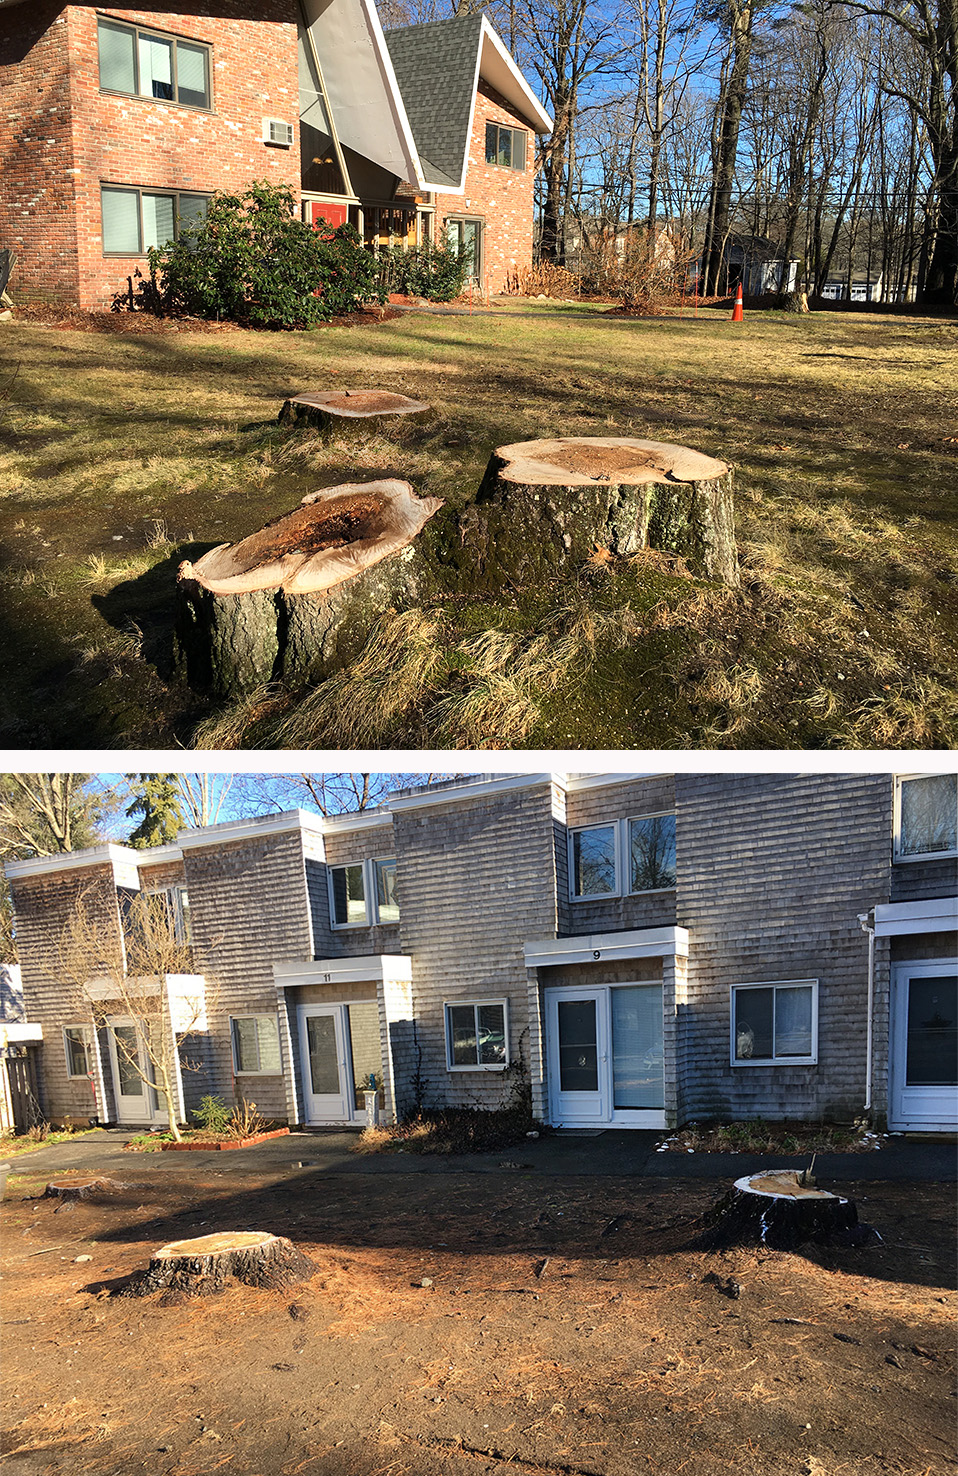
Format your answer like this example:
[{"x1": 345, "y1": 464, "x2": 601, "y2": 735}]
[
  {"x1": 174, "y1": 480, "x2": 443, "y2": 696},
  {"x1": 455, "y1": 437, "x2": 738, "y2": 588},
  {"x1": 278, "y1": 389, "x2": 429, "y2": 434},
  {"x1": 123, "y1": 1232, "x2": 316, "y2": 1300},
  {"x1": 702, "y1": 0, "x2": 754, "y2": 296},
  {"x1": 697, "y1": 1170, "x2": 869, "y2": 1251}
]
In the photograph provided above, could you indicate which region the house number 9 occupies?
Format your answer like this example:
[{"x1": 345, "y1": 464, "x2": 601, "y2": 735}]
[{"x1": 593, "y1": 951, "x2": 601, "y2": 960}]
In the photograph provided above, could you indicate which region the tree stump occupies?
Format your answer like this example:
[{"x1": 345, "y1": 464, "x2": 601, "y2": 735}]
[
  {"x1": 697, "y1": 1170, "x2": 868, "y2": 1251},
  {"x1": 123, "y1": 1231, "x2": 316, "y2": 1300},
  {"x1": 174, "y1": 479, "x2": 443, "y2": 695},
  {"x1": 43, "y1": 1178, "x2": 114, "y2": 1211},
  {"x1": 455, "y1": 438, "x2": 738, "y2": 589},
  {"x1": 277, "y1": 389, "x2": 429, "y2": 434}
]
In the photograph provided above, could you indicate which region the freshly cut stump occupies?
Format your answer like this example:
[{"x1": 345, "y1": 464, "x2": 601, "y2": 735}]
[
  {"x1": 461, "y1": 437, "x2": 737, "y2": 587},
  {"x1": 175, "y1": 479, "x2": 443, "y2": 695},
  {"x1": 123, "y1": 1231, "x2": 316, "y2": 1300},
  {"x1": 698, "y1": 1170, "x2": 867, "y2": 1251},
  {"x1": 278, "y1": 389, "x2": 429, "y2": 434},
  {"x1": 43, "y1": 1178, "x2": 113, "y2": 1207}
]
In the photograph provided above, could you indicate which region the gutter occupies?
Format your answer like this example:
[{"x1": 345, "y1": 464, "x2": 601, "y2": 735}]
[{"x1": 858, "y1": 910, "x2": 875, "y2": 1115}]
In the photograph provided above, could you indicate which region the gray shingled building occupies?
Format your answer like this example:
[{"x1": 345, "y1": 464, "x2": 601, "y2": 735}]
[{"x1": 6, "y1": 773, "x2": 956, "y2": 1136}]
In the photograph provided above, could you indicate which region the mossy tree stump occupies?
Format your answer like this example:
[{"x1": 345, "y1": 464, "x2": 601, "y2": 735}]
[
  {"x1": 278, "y1": 389, "x2": 429, "y2": 434},
  {"x1": 451, "y1": 437, "x2": 738, "y2": 589},
  {"x1": 175, "y1": 479, "x2": 443, "y2": 696},
  {"x1": 698, "y1": 1170, "x2": 866, "y2": 1251},
  {"x1": 123, "y1": 1231, "x2": 316, "y2": 1299}
]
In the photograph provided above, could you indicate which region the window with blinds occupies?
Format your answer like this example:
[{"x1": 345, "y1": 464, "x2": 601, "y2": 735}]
[
  {"x1": 101, "y1": 188, "x2": 210, "y2": 256},
  {"x1": 97, "y1": 18, "x2": 211, "y2": 109}
]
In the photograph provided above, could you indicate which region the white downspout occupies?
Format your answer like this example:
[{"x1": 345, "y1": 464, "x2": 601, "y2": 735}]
[{"x1": 858, "y1": 911, "x2": 875, "y2": 1115}]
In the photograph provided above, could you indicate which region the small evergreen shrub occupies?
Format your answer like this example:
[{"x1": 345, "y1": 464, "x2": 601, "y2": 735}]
[
  {"x1": 192, "y1": 1094, "x2": 231, "y2": 1133},
  {"x1": 142, "y1": 181, "x2": 383, "y2": 328}
]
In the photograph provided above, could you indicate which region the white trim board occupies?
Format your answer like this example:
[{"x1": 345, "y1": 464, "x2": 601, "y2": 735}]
[
  {"x1": 524, "y1": 927, "x2": 689, "y2": 968},
  {"x1": 874, "y1": 897, "x2": 958, "y2": 937},
  {"x1": 274, "y1": 955, "x2": 413, "y2": 988}
]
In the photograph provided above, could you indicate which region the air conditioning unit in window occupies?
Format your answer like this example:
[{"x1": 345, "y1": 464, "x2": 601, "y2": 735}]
[{"x1": 263, "y1": 118, "x2": 293, "y2": 147}]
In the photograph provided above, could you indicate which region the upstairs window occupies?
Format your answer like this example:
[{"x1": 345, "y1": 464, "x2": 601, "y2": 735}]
[
  {"x1": 101, "y1": 187, "x2": 210, "y2": 256},
  {"x1": 98, "y1": 19, "x2": 211, "y2": 110},
  {"x1": 329, "y1": 857, "x2": 400, "y2": 927},
  {"x1": 485, "y1": 122, "x2": 527, "y2": 171},
  {"x1": 570, "y1": 815, "x2": 677, "y2": 899},
  {"x1": 146, "y1": 886, "x2": 191, "y2": 944},
  {"x1": 895, "y1": 774, "x2": 958, "y2": 861}
]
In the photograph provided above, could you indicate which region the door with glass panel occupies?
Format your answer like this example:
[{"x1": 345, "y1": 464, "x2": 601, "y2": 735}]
[
  {"x1": 106, "y1": 1016, "x2": 167, "y2": 1126},
  {"x1": 546, "y1": 985, "x2": 665, "y2": 1128},
  {"x1": 298, "y1": 1002, "x2": 384, "y2": 1124},
  {"x1": 889, "y1": 963, "x2": 958, "y2": 1130}
]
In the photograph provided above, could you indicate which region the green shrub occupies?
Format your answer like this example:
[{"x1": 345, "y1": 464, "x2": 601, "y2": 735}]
[
  {"x1": 376, "y1": 238, "x2": 469, "y2": 302},
  {"x1": 143, "y1": 181, "x2": 382, "y2": 328},
  {"x1": 192, "y1": 1094, "x2": 231, "y2": 1133}
]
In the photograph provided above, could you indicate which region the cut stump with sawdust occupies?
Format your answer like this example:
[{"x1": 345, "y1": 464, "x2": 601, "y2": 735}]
[
  {"x1": 457, "y1": 437, "x2": 738, "y2": 588},
  {"x1": 174, "y1": 479, "x2": 443, "y2": 696},
  {"x1": 698, "y1": 1170, "x2": 870, "y2": 1251},
  {"x1": 122, "y1": 1231, "x2": 316, "y2": 1300},
  {"x1": 278, "y1": 389, "x2": 429, "y2": 434}
]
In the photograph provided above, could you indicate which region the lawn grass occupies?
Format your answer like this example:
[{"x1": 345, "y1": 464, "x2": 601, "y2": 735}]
[{"x1": 1, "y1": 304, "x2": 955, "y2": 749}]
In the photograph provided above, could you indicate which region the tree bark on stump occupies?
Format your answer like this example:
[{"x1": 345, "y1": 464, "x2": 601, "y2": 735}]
[
  {"x1": 278, "y1": 389, "x2": 429, "y2": 434},
  {"x1": 697, "y1": 1171, "x2": 866, "y2": 1251},
  {"x1": 43, "y1": 1178, "x2": 113, "y2": 1207},
  {"x1": 122, "y1": 1231, "x2": 316, "y2": 1300},
  {"x1": 174, "y1": 480, "x2": 443, "y2": 696},
  {"x1": 449, "y1": 438, "x2": 738, "y2": 590}
]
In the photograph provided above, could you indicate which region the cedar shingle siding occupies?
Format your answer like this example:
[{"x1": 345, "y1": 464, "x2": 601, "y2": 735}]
[{"x1": 7, "y1": 775, "x2": 956, "y2": 1133}]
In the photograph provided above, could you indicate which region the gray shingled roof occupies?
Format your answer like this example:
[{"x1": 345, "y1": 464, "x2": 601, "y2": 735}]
[{"x1": 384, "y1": 14, "x2": 485, "y2": 190}]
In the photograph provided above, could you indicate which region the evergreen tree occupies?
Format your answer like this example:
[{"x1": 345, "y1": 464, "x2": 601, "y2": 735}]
[{"x1": 125, "y1": 774, "x2": 186, "y2": 849}]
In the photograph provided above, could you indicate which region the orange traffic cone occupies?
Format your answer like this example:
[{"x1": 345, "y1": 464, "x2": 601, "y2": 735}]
[{"x1": 732, "y1": 283, "x2": 744, "y2": 322}]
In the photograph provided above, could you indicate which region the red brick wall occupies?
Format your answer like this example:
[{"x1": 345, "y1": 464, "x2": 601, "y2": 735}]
[
  {"x1": 1, "y1": 2, "x2": 80, "y2": 302},
  {"x1": 1, "y1": 0, "x2": 301, "y2": 308},
  {"x1": 434, "y1": 80, "x2": 536, "y2": 295}
]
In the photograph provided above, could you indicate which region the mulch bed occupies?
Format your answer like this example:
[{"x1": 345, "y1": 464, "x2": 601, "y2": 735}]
[{"x1": 7, "y1": 305, "x2": 401, "y2": 333}]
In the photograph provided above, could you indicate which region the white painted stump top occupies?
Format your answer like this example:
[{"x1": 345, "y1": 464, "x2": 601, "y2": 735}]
[{"x1": 736, "y1": 1170, "x2": 839, "y2": 1201}]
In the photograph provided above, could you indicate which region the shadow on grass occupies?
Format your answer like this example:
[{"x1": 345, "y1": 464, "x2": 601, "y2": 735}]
[{"x1": 91, "y1": 543, "x2": 219, "y2": 680}]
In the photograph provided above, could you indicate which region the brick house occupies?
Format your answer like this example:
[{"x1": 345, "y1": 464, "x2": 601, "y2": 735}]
[
  {"x1": 6, "y1": 772, "x2": 957, "y2": 1135},
  {"x1": 0, "y1": 0, "x2": 550, "y2": 308}
]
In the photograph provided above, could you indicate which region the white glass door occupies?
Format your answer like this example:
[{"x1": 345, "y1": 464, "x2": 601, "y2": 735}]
[
  {"x1": 546, "y1": 984, "x2": 665, "y2": 1128},
  {"x1": 107, "y1": 1017, "x2": 167, "y2": 1126},
  {"x1": 889, "y1": 963, "x2": 958, "y2": 1130},
  {"x1": 546, "y1": 990, "x2": 610, "y2": 1125},
  {"x1": 298, "y1": 1005, "x2": 350, "y2": 1123}
]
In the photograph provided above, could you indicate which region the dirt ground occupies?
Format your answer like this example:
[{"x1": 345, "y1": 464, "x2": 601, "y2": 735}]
[{"x1": 1, "y1": 1166, "x2": 955, "y2": 1476}]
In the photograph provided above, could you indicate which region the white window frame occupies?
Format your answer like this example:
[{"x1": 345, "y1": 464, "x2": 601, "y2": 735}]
[
  {"x1": 730, "y1": 980, "x2": 819, "y2": 1067},
  {"x1": 569, "y1": 815, "x2": 677, "y2": 901},
  {"x1": 444, "y1": 998, "x2": 510, "y2": 1072},
  {"x1": 63, "y1": 1024, "x2": 94, "y2": 1079},
  {"x1": 328, "y1": 857, "x2": 399, "y2": 929},
  {"x1": 568, "y1": 823, "x2": 620, "y2": 901},
  {"x1": 229, "y1": 1014, "x2": 283, "y2": 1076},
  {"x1": 626, "y1": 812, "x2": 677, "y2": 895},
  {"x1": 893, "y1": 773, "x2": 958, "y2": 864}
]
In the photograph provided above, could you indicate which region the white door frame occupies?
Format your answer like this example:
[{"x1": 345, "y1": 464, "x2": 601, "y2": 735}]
[
  {"x1": 106, "y1": 1015, "x2": 167, "y2": 1126},
  {"x1": 889, "y1": 959, "x2": 958, "y2": 1131},
  {"x1": 545, "y1": 983, "x2": 666, "y2": 1129},
  {"x1": 298, "y1": 1004, "x2": 358, "y2": 1125}
]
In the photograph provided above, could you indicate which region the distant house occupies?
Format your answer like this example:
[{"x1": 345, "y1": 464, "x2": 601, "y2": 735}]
[
  {"x1": 6, "y1": 772, "x2": 957, "y2": 1137},
  {"x1": 0, "y1": 0, "x2": 550, "y2": 308},
  {"x1": 718, "y1": 233, "x2": 798, "y2": 296}
]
